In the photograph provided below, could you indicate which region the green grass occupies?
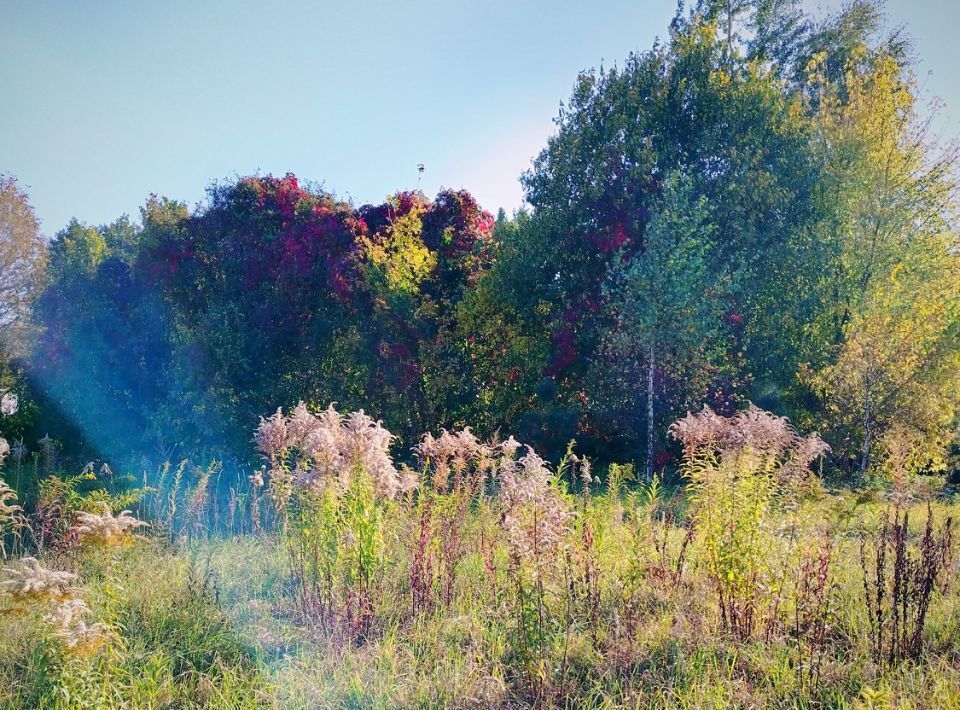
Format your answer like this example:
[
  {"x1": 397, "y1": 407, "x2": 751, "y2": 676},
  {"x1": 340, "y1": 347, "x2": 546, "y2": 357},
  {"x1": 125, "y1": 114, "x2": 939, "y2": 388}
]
[
  {"x1": 3, "y1": 489, "x2": 960, "y2": 708},
  {"x1": 0, "y1": 543, "x2": 269, "y2": 709}
]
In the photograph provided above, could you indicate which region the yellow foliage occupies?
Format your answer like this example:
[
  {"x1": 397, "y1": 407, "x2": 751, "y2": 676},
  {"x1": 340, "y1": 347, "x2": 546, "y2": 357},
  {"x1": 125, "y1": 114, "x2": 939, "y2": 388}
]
[{"x1": 360, "y1": 197, "x2": 437, "y2": 299}]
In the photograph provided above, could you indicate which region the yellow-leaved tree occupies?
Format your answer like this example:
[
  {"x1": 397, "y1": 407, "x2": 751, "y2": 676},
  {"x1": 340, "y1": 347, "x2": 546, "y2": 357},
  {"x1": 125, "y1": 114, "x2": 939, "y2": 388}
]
[{"x1": 805, "y1": 48, "x2": 960, "y2": 474}]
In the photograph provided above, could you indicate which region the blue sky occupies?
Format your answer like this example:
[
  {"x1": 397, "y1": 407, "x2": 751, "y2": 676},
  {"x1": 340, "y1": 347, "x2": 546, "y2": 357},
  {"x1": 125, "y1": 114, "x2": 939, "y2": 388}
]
[{"x1": 1, "y1": 0, "x2": 957, "y2": 235}]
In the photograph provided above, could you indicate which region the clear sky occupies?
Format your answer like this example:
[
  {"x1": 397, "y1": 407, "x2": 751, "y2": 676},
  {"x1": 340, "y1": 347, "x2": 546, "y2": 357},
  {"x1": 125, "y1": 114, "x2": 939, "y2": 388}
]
[{"x1": 1, "y1": 0, "x2": 957, "y2": 236}]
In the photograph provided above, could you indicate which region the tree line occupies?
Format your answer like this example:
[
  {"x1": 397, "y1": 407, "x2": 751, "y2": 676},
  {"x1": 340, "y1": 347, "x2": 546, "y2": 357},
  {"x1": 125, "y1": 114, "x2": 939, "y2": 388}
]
[{"x1": 2, "y1": 0, "x2": 958, "y2": 482}]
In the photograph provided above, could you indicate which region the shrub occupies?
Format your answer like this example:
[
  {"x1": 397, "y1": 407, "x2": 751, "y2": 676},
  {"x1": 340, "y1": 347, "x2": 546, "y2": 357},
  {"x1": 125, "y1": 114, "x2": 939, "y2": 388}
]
[
  {"x1": 255, "y1": 402, "x2": 416, "y2": 635},
  {"x1": 670, "y1": 404, "x2": 829, "y2": 638}
]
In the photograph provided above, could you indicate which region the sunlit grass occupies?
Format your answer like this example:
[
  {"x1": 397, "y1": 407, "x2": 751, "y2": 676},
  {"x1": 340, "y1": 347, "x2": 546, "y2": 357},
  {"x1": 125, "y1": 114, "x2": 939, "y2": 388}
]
[{"x1": 2, "y1": 406, "x2": 959, "y2": 707}]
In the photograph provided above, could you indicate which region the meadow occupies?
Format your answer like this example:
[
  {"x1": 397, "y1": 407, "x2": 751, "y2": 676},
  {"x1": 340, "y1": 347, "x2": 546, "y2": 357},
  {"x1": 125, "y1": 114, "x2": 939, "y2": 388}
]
[
  {"x1": 2, "y1": 1, "x2": 960, "y2": 707},
  {"x1": 1, "y1": 403, "x2": 959, "y2": 708}
]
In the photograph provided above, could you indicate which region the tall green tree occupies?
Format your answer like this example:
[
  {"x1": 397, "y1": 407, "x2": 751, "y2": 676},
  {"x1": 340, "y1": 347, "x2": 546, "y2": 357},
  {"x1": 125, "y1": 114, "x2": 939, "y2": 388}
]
[
  {"x1": 484, "y1": 11, "x2": 825, "y2": 459},
  {"x1": 594, "y1": 172, "x2": 726, "y2": 478},
  {"x1": 812, "y1": 256, "x2": 960, "y2": 474},
  {"x1": 48, "y1": 219, "x2": 107, "y2": 280}
]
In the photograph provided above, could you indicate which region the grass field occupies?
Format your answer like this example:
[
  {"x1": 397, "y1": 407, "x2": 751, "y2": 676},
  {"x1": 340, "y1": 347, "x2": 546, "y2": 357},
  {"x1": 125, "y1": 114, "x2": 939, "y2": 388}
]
[{"x1": 2, "y1": 478, "x2": 959, "y2": 709}]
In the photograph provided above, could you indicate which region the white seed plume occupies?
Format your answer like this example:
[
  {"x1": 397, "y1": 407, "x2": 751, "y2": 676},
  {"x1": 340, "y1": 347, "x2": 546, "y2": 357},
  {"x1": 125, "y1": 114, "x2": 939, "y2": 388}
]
[
  {"x1": 1, "y1": 557, "x2": 78, "y2": 601},
  {"x1": 70, "y1": 508, "x2": 149, "y2": 546},
  {"x1": 497, "y1": 446, "x2": 573, "y2": 563},
  {"x1": 45, "y1": 597, "x2": 91, "y2": 628},
  {"x1": 255, "y1": 402, "x2": 414, "y2": 503},
  {"x1": 0, "y1": 392, "x2": 18, "y2": 417},
  {"x1": 46, "y1": 598, "x2": 111, "y2": 650}
]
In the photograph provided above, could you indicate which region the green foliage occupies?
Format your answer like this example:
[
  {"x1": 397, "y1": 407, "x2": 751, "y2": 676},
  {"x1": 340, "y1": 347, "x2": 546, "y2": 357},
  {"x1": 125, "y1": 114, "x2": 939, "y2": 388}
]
[
  {"x1": 47, "y1": 220, "x2": 108, "y2": 281},
  {"x1": 800, "y1": 47, "x2": 960, "y2": 474},
  {"x1": 0, "y1": 546, "x2": 267, "y2": 708},
  {"x1": 594, "y1": 171, "x2": 726, "y2": 475},
  {"x1": 30, "y1": 468, "x2": 150, "y2": 550},
  {"x1": 287, "y1": 473, "x2": 391, "y2": 635},
  {"x1": 25, "y1": 0, "x2": 960, "y2": 483},
  {"x1": 0, "y1": 174, "x2": 46, "y2": 355}
]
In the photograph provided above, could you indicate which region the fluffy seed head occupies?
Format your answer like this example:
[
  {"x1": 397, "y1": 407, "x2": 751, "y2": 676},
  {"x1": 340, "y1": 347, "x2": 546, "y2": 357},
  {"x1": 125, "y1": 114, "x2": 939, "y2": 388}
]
[
  {"x1": 0, "y1": 392, "x2": 18, "y2": 417},
  {"x1": 69, "y1": 507, "x2": 149, "y2": 547},
  {"x1": 255, "y1": 402, "x2": 410, "y2": 500},
  {"x1": 1, "y1": 557, "x2": 78, "y2": 603}
]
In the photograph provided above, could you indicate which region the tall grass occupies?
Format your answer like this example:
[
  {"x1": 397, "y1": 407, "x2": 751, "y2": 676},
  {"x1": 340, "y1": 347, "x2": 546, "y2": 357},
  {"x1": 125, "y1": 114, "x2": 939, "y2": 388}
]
[{"x1": 1, "y1": 400, "x2": 959, "y2": 707}]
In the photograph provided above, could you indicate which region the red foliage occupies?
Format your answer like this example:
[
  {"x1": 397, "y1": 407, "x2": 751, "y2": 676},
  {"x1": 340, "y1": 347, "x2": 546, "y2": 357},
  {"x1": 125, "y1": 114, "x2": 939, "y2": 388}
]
[
  {"x1": 141, "y1": 174, "x2": 367, "y2": 308},
  {"x1": 421, "y1": 190, "x2": 495, "y2": 287},
  {"x1": 587, "y1": 219, "x2": 631, "y2": 253},
  {"x1": 550, "y1": 322, "x2": 578, "y2": 375}
]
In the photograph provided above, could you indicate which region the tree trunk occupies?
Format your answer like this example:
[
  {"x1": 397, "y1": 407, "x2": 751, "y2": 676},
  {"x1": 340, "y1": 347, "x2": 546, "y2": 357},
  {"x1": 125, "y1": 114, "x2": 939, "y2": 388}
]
[
  {"x1": 646, "y1": 343, "x2": 655, "y2": 482},
  {"x1": 726, "y1": 0, "x2": 733, "y2": 68},
  {"x1": 860, "y1": 382, "x2": 873, "y2": 477}
]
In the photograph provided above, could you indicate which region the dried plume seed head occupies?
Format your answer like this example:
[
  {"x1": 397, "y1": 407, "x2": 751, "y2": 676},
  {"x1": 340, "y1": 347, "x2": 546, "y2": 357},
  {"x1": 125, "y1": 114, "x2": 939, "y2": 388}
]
[
  {"x1": 415, "y1": 427, "x2": 493, "y2": 491},
  {"x1": 70, "y1": 507, "x2": 149, "y2": 547},
  {"x1": 45, "y1": 597, "x2": 111, "y2": 652},
  {"x1": 254, "y1": 407, "x2": 288, "y2": 461},
  {"x1": 0, "y1": 477, "x2": 22, "y2": 518},
  {"x1": 0, "y1": 392, "x2": 18, "y2": 417},
  {"x1": 1, "y1": 557, "x2": 78, "y2": 602},
  {"x1": 669, "y1": 403, "x2": 829, "y2": 476},
  {"x1": 497, "y1": 446, "x2": 573, "y2": 560},
  {"x1": 254, "y1": 402, "x2": 413, "y2": 500}
]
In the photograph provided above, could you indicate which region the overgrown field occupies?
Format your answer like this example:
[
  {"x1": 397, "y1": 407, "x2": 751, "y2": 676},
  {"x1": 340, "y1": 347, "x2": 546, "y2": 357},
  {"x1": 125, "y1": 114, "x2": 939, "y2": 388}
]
[
  {"x1": 3, "y1": 0, "x2": 960, "y2": 707},
  {"x1": 2, "y1": 404, "x2": 960, "y2": 708}
]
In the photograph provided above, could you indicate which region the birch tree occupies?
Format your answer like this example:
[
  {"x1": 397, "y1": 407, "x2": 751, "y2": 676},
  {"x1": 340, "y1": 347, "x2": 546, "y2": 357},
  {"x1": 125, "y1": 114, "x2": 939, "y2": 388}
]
[{"x1": 598, "y1": 173, "x2": 726, "y2": 479}]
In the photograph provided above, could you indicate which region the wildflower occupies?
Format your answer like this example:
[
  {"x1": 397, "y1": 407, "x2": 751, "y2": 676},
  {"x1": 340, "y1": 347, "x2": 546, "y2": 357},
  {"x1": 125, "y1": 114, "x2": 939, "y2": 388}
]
[
  {"x1": 45, "y1": 597, "x2": 90, "y2": 628},
  {"x1": 10, "y1": 439, "x2": 25, "y2": 463},
  {"x1": 783, "y1": 434, "x2": 831, "y2": 481},
  {"x1": 0, "y1": 478, "x2": 20, "y2": 517},
  {"x1": 255, "y1": 402, "x2": 408, "y2": 501},
  {"x1": 0, "y1": 478, "x2": 23, "y2": 558},
  {"x1": 500, "y1": 436, "x2": 521, "y2": 460},
  {"x1": 69, "y1": 507, "x2": 149, "y2": 547},
  {"x1": 285, "y1": 401, "x2": 318, "y2": 448},
  {"x1": 578, "y1": 455, "x2": 593, "y2": 487},
  {"x1": 669, "y1": 404, "x2": 828, "y2": 475},
  {"x1": 249, "y1": 469, "x2": 264, "y2": 488},
  {"x1": 397, "y1": 464, "x2": 419, "y2": 495},
  {"x1": 415, "y1": 427, "x2": 492, "y2": 492},
  {"x1": 1, "y1": 557, "x2": 78, "y2": 603},
  {"x1": 266, "y1": 463, "x2": 294, "y2": 512},
  {"x1": 669, "y1": 403, "x2": 829, "y2": 639},
  {"x1": 254, "y1": 407, "x2": 288, "y2": 461},
  {"x1": 0, "y1": 438, "x2": 8, "y2": 464},
  {"x1": 668, "y1": 405, "x2": 730, "y2": 457},
  {"x1": 343, "y1": 409, "x2": 403, "y2": 498},
  {"x1": 301, "y1": 405, "x2": 345, "y2": 471}
]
